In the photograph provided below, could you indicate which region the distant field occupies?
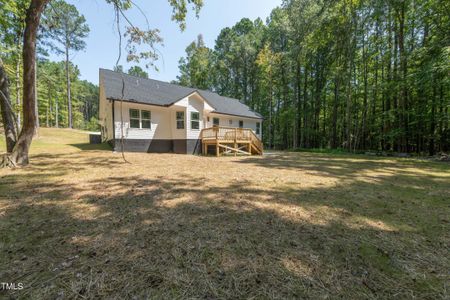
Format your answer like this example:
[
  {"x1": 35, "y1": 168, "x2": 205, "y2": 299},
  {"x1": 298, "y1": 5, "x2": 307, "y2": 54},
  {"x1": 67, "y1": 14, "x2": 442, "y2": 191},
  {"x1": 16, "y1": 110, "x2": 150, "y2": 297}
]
[{"x1": 0, "y1": 128, "x2": 449, "y2": 299}]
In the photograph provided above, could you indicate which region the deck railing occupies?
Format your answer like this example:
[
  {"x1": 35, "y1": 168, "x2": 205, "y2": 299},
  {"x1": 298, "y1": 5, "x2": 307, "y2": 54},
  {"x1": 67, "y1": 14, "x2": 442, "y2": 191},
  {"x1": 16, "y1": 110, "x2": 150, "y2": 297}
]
[{"x1": 201, "y1": 126, "x2": 263, "y2": 153}]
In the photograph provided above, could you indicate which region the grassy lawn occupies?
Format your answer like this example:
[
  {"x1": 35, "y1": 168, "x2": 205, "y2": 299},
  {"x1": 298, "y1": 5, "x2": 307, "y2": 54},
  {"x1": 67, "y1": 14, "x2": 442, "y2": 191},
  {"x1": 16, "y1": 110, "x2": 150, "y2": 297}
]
[{"x1": 0, "y1": 128, "x2": 449, "y2": 299}]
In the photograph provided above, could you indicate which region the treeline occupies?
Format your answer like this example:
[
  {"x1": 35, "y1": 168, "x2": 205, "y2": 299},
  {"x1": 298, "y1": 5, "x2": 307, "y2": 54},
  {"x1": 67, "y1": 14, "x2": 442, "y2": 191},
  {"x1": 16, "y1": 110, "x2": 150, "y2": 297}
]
[
  {"x1": 177, "y1": 0, "x2": 449, "y2": 154},
  {"x1": 36, "y1": 60, "x2": 99, "y2": 130},
  {"x1": 0, "y1": 0, "x2": 99, "y2": 132}
]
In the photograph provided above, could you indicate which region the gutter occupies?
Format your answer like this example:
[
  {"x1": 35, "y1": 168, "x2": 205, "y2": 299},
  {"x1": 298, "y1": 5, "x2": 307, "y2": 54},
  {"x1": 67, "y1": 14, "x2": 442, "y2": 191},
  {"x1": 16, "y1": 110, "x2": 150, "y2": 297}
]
[{"x1": 111, "y1": 99, "x2": 115, "y2": 151}]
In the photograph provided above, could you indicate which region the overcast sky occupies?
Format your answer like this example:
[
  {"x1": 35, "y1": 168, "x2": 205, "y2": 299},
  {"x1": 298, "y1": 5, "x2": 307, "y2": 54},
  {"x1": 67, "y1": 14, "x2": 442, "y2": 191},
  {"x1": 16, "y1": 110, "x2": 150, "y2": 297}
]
[{"x1": 49, "y1": 0, "x2": 281, "y2": 85}]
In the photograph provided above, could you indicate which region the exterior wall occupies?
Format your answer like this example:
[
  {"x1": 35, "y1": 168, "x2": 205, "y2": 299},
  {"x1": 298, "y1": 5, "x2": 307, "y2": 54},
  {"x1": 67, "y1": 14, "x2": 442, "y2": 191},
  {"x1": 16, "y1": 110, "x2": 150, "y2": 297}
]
[
  {"x1": 206, "y1": 113, "x2": 262, "y2": 139},
  {"x1": 114, "y1": 102, "x2": 172, "y2": 140},
  {"x1": 99, "y1": 88, "x2": 262, "y2": 154},
  {"x1": 170, "y1": 106, "x2": 187, "y2": 140},
  {"x1": 186, "y1": 94, "x2": 207, "y2": 140},
  {"x1": 98, "y1": 78, "x2": 113, "y2": 141}
]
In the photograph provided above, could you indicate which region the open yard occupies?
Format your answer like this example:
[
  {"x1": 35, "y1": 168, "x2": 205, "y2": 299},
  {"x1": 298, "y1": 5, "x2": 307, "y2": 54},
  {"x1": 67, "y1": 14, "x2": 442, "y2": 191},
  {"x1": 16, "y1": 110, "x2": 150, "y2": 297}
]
[{"x1": 0, "y1": 128, "x2": 449, "y2": 299}]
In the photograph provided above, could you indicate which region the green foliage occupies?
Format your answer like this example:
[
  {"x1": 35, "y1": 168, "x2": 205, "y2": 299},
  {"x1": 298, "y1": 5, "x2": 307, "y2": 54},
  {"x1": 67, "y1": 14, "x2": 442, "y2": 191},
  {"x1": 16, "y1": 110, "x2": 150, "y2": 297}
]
[
  {"x1": 127, "y1": 65, "x2": 148, "y2": 78},
  {"x1": 176, "y1": 34, "x2": 214, "y2": 89},
  {"x1": 36, "y1": 59, "x2": 98, "y2": 129},
  {"x1": 41, "y1": 0, "x2": 90, "y2": 55},
  {"x1": 176, "y1": 0, "x2": 450, "y2": 154}
]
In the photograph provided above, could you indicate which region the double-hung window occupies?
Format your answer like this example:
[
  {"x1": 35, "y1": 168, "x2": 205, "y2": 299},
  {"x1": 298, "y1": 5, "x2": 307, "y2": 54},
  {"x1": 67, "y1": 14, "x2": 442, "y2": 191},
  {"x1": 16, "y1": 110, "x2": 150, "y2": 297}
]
[
  {"x1": 129, "y1": 108, "x2": 151, "y2": 129},
  {"x1": 129, "y1": 109, "x2": 140, "y2": 128},
  {"x1": 213, "y1": 117, "x2": 220, "y2": 127},
  {"x1": 176, "y1": 111, "x2": 185, "y2": 129},
  {"x1": 141, "y1": 110, "x2": 151, "y2": 129},
  {"x1": 239, "y1": 120, "x2": 244, "y2": 128},
  {"x1": 256, "y1": 122, "x2": 261, "y2": 135},
  {"x1": 191, "y1": 112, "x2": 200, "y2": 130}
]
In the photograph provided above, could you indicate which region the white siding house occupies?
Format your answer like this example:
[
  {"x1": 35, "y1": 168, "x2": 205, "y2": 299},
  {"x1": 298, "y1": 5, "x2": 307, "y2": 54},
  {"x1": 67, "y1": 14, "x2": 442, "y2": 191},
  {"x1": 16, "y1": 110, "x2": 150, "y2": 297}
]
[{"x1": 99, "y1": 69, "x2": 263, "y2": 154}]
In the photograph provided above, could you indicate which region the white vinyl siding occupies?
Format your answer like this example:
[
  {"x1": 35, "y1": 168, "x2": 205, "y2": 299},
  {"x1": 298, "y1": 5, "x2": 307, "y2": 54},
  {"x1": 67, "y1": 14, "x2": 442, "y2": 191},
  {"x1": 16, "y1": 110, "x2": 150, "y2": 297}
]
[
  {"x1": 107, "y1": 90, "x2": 262, "y2": 143},
  {"x1": 205, "y1": 114, "x2": 262, "y2": 138},
  {"x1": 186, "y1": 95, "x2": 205, "y2": 140},
  {"x1": 114, "y1": 102, "x2": 171, "y2": 140}
]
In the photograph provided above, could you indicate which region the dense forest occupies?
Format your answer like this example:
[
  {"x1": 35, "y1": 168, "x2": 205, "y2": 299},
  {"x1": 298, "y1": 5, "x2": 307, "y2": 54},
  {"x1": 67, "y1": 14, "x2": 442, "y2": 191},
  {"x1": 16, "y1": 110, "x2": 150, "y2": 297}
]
[
  {"x1": 177, "y1": 0, "x2": 449, "y2": 154},
  {"x1": 0, "y1": 0, "x2": 99, "y2": 132}
]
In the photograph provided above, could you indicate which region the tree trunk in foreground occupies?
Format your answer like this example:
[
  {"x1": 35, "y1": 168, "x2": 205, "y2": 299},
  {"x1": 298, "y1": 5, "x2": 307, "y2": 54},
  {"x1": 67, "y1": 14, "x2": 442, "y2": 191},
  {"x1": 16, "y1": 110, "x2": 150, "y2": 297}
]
[
  {"x1": 10, "y1": 0, "x2": 49, "y2": 166},
  {"x1": 0, "y1": 58, "x2": 18, "y2": 153}
]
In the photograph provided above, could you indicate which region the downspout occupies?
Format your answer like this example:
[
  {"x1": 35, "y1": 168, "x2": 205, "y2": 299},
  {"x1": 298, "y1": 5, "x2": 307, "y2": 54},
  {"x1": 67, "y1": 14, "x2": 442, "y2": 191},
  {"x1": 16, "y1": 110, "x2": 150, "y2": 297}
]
[{"x1": 111, "y1": 99, "x2": 115, "y2": 151}]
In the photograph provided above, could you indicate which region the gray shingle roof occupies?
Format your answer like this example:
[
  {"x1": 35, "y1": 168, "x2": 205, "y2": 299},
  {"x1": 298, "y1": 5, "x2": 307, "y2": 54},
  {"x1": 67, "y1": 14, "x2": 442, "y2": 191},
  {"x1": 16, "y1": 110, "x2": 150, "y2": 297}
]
[{"x1": 100, "y1": 68, "x2": 263, "y2": 119}]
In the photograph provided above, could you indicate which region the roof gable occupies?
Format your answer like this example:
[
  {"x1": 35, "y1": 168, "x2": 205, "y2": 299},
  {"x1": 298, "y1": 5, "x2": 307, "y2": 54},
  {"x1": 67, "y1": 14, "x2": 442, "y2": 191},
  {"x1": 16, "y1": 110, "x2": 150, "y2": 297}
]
[
  {"x1": 100, "y1": 69, "x2": 262, "y2": 119},
  {"x1": 171, "y1": 91, "x2": 215, "y2": 111}
]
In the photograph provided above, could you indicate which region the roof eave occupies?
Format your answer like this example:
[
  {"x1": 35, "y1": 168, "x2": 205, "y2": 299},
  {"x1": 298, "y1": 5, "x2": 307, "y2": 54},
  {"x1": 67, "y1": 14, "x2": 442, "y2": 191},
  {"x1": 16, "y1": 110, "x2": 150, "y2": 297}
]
[
  {"x1": 106, "y1": 97, "x2": 170, "y2": 108},
  {"x1": 209, "y1": 111, "x2": 264, "y2": 120}
]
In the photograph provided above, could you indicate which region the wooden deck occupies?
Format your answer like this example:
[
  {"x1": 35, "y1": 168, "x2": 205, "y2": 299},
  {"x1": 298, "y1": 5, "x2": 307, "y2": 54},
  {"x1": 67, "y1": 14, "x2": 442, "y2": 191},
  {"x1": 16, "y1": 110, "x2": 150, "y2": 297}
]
[{"x1": 200, "y1": 126, "x2": 263, "y2": 156}]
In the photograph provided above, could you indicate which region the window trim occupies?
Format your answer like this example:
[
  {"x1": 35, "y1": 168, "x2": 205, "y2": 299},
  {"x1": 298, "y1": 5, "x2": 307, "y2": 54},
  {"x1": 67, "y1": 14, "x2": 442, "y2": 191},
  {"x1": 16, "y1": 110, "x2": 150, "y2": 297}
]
[
  {"x1": 176, "y1": 111, "x2": 185, "y2": 130},
  {"x1": 129, "y1": 109, "x2": 140, "y2": 129},
  {"x1": 141, "y1": 110, "x2": 151, "y2": 129},
  {"x1": 191, "y1": 112, "x2": 200, "y2": 130},
  {"x1": 129, "y1": 108, "x2": 151, "y2": 129}
]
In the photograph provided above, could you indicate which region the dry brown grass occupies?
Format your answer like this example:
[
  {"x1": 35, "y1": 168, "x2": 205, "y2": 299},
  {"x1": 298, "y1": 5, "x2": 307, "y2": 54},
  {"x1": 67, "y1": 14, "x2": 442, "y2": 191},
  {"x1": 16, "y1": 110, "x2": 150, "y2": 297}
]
[{"x1": 1, "y1": 128, "x2": 449, "y2": 299}]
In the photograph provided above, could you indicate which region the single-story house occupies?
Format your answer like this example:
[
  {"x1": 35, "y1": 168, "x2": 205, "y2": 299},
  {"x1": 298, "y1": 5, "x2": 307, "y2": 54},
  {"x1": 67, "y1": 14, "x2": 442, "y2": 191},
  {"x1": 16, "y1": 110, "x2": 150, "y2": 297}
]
[{"x1": 99, "y1": 69, "x2": 263, "y2": 154}]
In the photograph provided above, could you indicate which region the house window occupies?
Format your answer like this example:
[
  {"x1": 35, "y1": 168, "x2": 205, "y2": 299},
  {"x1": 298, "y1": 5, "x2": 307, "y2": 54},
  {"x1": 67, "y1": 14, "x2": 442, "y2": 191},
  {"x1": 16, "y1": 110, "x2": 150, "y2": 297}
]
[
  {"x1": 129, "y1": 109, "x2": 151, "y2": 129},
  {"x1": 176, "y1": 111, "x2": 185, "y2": 129},
  {"x1": 229, "y1": 119, "x2": 233, "y2": 125},
  {"x1": 213, "y1": 117, "x2": 220, "y2": 127},
  {"x1": 191, "y1": 112, "x2": 200, "y2": 130},
  {"x1": 256, "y1": 122, "x2": 261, "y2": 135},
  {"x1": 141, "y1": 110, "x2": 151, "y2": 129},
  {"x1": 130, "y1": 109, "x2": 140, "y2": 128},
  {"x1": 239, "y1": 120, "x2": 244, "y2": 128}
]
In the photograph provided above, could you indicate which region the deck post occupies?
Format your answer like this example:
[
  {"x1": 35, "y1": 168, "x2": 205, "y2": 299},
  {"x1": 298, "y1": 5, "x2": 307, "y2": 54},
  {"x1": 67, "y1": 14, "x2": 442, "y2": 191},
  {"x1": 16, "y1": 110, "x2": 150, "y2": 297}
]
[
  {"x1": 234, "y1": 128, "x2": 237, "y2": 156},
  {"x1": 215, "y1": 128, "x2": 219, "y2": 156},
  {"x1": 200, "y1": 126, "x2": 263, "y2": 157}
]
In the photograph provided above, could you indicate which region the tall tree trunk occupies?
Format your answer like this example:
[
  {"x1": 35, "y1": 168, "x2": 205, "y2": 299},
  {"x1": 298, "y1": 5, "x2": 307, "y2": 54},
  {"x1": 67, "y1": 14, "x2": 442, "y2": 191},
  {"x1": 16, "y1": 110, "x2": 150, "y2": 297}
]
[
  {"x1": 34, "y1": 60, "x2": 39, "y2": 135},
  {"x1": 295, "y1": 60, "x2": 302, "y2": 148},
  {"x1": 46, "y1": 98, "x2": 49, "y2": 127},
  {"x1": 10, "y1": 0, "x2": 49, "y2": 166},
  {"x1": 15, "y1": 57, "x2": 21, "y2": 130},
  {"x1": 55, "y1": 99, "x2": 59, "y2": 128},
  {"x1": 332, "y1": 76, "x2": 339, "y2": 148},
  {"x1": 429, "y1": 77, "x2": 436, "y2": 156},
  {"x1": 66, "y1": 46, "x2": 73, "y2": 128},
  {"x1": 0, "y1": 58, "x2": 18, "y2": 153},
  {"x1": 302, "y1": 66, "x2": 308, "y2": 148},
  {"x1": 398, "y1": 2, "x2": 409, "y2": 152}
]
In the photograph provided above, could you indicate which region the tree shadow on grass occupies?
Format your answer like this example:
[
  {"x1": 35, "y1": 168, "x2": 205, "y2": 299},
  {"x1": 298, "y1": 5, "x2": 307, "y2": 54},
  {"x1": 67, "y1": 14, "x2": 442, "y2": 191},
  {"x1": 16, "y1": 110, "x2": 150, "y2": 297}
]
[
  {"x1": 69, "y1": 143, "x2": 113, "y2": 151},
  {"x1": 241, "y1": 152, "x2": 448, "y2": 180},
  {"x1": 0, "y1": 153, "x2": 449, "y2": 299}
]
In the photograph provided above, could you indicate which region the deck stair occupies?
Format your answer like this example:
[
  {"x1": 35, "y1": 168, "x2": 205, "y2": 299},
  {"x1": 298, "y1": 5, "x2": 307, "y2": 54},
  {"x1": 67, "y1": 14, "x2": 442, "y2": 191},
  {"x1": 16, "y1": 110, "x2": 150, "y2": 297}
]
[{"x1": 200, "y1": 126, "x2": 263, "y2": 156}]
